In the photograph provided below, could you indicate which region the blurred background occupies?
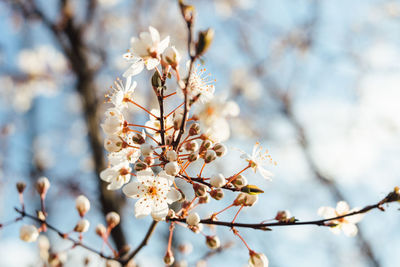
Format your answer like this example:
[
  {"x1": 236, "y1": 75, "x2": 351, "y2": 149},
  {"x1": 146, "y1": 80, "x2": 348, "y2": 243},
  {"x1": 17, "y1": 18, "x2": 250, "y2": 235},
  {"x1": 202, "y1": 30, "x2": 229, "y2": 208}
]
[{"x1": 0, "y1": 0, "x2": 400, "y2": 266}]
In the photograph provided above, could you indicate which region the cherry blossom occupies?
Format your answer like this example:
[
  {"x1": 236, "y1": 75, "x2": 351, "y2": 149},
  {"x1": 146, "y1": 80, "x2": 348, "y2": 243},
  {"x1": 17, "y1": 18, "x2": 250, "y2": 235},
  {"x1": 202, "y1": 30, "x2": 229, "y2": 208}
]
[
  {"x1": 240, "y1": 142, "x2": 274, "y2": 180},
  {"x1": 100, "y1": 161, "x2": 132, "y2": 190},
  {"x1": 122, "y1": 169, "x2": 181, "y2": 220},
  {"x1": 318, "y1": 201, "x2": 364, "y2": 237}
]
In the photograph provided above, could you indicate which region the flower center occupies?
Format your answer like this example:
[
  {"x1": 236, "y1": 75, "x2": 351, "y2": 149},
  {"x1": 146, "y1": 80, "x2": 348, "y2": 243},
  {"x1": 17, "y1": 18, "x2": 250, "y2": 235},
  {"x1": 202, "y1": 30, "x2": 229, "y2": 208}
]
[{"x1": 147, "y1": 186, "x2": 158, "y2": 196}]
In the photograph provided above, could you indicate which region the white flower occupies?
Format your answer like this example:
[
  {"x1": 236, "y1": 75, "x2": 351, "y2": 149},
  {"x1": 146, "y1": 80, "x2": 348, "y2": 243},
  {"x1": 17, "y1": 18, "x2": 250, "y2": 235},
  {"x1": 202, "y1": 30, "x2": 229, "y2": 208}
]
[
  {"x1": 123, "y1": 26, "x2": 170, "y2": 77},
  {"x1": 318, "y1": 201, "x2": 364, "y2": 237},
  {"x1": 240, "y1": 142, "x2": 274, "y2": 180},
  {"x1": 249, "y1": 251, "x2": 269, "y2": 267},
  {"x1": 101, "y1": 108, "x2": 125, "y2": 136},
  {"x1": 100, "y1": 161, "x2": 132, "y2": 190},
  {"x1": 20, "y1": 225, "x2": 39, "y2": 242},
  {"x1": 195, "y1": 96, "x2": 239, "y2": 142},
  {"x1": 108, "y1": 77, "x2": 137, "y2": 110},
  {"x1": 104, "y1": 135, "x2": 123, "y2": 152},
  {"x1": 186, "y1": 212, "x2": 200, "y2": 226},
  {"x1": 108, "y1": 146, "x2": 140, "y2": 165},
  {"x1": 75, "y1": 195, "x2": 90, "y2": 216},
  {"x1": 144, "y1": 109, "x2": 175, "y2": 142},
  {"x1": 179, "y1": 63, "x2": 215, "y2": 103},
  {"x1": 122, "y1": 169, "x2": 181, "y2": 220}
]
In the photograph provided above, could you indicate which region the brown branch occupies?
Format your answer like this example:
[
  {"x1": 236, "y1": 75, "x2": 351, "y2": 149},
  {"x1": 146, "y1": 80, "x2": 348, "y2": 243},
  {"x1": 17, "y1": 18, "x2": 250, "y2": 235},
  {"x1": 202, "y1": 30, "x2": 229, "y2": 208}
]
[
  {"x1": 177, "y1": 174, "x2": 240, "y2": 192},
  {"x1": 168, "y1": 189, "x2": 399, "y2": 230},
  {"x1": 14, "y1": 208, "x2": 116, "y2": 261},
  {"x1": 121, "y1": 220, "x2": 159, "y2": 266}
]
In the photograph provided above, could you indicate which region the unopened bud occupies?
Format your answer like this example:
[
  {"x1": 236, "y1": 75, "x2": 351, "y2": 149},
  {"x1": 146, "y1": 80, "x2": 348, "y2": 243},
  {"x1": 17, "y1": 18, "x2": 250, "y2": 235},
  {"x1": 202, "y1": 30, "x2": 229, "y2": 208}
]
[
  {"x1": 201, "y1": 140, "x2": 213, "y2": 149},
  {"x1": 164, "y1": 46, "x2": 181, "y2": 69},
  {"x1": 165, "y1": 161, "x2": 180, "y2": 176},
  {"x1": 134, "y1": 161, "x2": 148, "y2": 171},
  {"x1": 193, "y1": 183, "x2": 208, "y2": 197},
  {"x1": 174, "y1": 114, "x2": 184, "y2": 130},
  {"x1": 188, "y1": 223, "x2": 203, "y2": 234},
  {"x1": 95, "y1": 224, "x2": 106, "y2": 237},
  {"x1": 249, "y1": 251, "x2": 269, "y2": 267},
  {"x1": 144, "y1": 156, "x2": 154, "y2": 166},
  {"x1": 196, "y1": 28, "x2": 214, "y2": 56},
  {"x1": 232, "y1": 174, "x2": 248, "y2": 188},
  {"x1": 210, "y1": 174, "x2": 226, "y2": 188},
  {"x1": 198, "y1": 194, "x2": 210, "y2": 204},
  {"x1": 166, "y1": 150, "x2": 178, "y2": 162},
  {"x1": 206, "y1": 235, "x2": 220, "y2": 249},
  {"x1": 16, "y1": 182, "x2": 26, "y2": 193},
  {"x1": 204, "y1": 150, "x2": 216, "y2": 163},
  {"x1": 189, "y1": 123, "x2": 200, "y2": 136},
  {"x1": 188, "y1": 151, "x2": 199, "y2": 162},
  {"x1": 140, "y1": 144, "x2": 153, "y2": 156},
  {"x1": 213, "y1": 143, "x2": 227, "y2": 157},
  {"x1": 36, "y1": 177, "x2": 50, "y2": 196},
  {"x1": 186, "y1": 212, "x2": 200, "y2": 226},
  {"x1": 75, "y1": 195, "x2": 90, "y2": 217},
  {"x1": 151, "y1": 70, "x2": 163, "y2": 88},
  {"x1": 185, "y1": 141, "x2": 199, "y2": 152},
  {"x1": 106, "y1": 211, "x2": 120, "y2": 228},
  {"x1": 131, "y1": 131, "x2": 146, "y2": 144},
  {"x1": 74, "y1": 219, "x2": 90, "y2": 233},
  {"x1": 241, "y1": 185, "x2": 264, "y2": 195},
  {"x1": 20, "y1": 225, "x2": 39, "y2": 242},
  {"x1": 234, "y1": 193, "x2": 258, "y2": 206},
  {"x1": 164, "y1": 251, "x2": 175, "y2": 266},
  {"x1": 179, "y1": 0, "x2": 195, "y2": 24},
  {"x1": 275, "y1": 210, "x2": 292, "y2": 222},
  {"x1": 210, "y1": 188, "x2": 224, "y2": 200}
]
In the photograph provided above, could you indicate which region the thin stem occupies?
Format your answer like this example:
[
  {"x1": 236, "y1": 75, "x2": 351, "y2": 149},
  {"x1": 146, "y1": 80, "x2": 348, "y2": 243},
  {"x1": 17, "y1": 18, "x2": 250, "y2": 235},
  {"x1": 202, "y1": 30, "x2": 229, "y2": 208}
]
[
  {"x1": 126, "y1": 99, "x2": 158, "y2": 119},
  {"x1": 121, "y1": 220, "x2": 159, "y2": 265}
]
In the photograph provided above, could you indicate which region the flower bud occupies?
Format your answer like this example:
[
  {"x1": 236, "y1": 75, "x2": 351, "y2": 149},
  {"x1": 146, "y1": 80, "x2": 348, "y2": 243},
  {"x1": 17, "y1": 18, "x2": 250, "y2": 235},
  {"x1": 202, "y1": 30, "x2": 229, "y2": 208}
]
[
  {"x1": 275, "y1": 210, "x2": 291, "y2": 222},
  {"x1": 95, "y1": 224, "x2": 106, "y2": 237},
  {"x1": 210, "y1": 174, "x2": 226, "y2": 188},
  {"x1": 164, "y1": 251, "x2": 175, "y2": 266},
  {"x1": 20, "y1": 225, "x2": 39, "y2": 242},
  {"x1": 144, "y1": 156, "x2": 154, "y2": 166},
  {"x1": 249, "y1": 251, "x2": 269, "y2": 267},
  {"x1": 36, "y1": 177, "x2": 50, "y2": 196},
  {"x1": 193, "y1": 183, "x2": 208, "y2": 197},
  {"x1": 186, "y1": 212, "x2": 200, "y2": 226},
  {"x1": 206, "y1": 235, "x2": 220, "y2": 249},
  {"x1": 189, "y1": 123, "x2": 200, "y2": 136},
  {"x1": 204, "y1": 150, "x2": 216, "y2": 163},
  {"x1": 240, "y1": 185, "x2": 264, "y2": 195},
  {"x1": 165, "y1": 161, "x2": 180, "y2": 176},
  {"x1": 75, "y1": 195, "x2": 90, "y2": 217},
  {"x1": 104, "y1": 136, "x2": 123, "y2": 152},
  {"x1": 233, "y1": 193, "x2": 258, "y2": 206},
  {"x1": 166, "y1": 150, "x2": 178, "y2": 162},
  {"x1": 16, "y1": 182, "x2": 26, "y2": 193},
  {"x1": 213, "y1": 143, "x2": 227, "y2": 157},
  {"x1": 74, "y1": 219, "x2": 90, "y2": 233},
  {"x1": 131, "y1": 131, "x2": 146, "y2": 144},
  {"x1": 106, "y1": 211, "x2": 120, "y2": 228},
  {"x1": 164, "y1": 46, "x2": 181, "y2": 69},
  {"x1": 201, "y1": 139, "x2": 213, "y2": 149},
  {"x1": 196, "y1": 28, "x2": 214, "y2": 56},
  {"x1": 151, "y1": 70, "x2": 162, "y2": 88},
  {"x1": 188, "y1": 151, "x2": 199, "y2": 162},
  {"x1": 210, "y1": 188, "x2": 224, "y2": 200},
  {"x1": 174, "y1": 114, "x2": 184, "y2": 130},
  {"x1": 232, "y1": 174, "x2": 248, "y2": 188},
  {"x1": 134, "y1": 161, "x2": 148, "y2": 171},
  {"x1": 185, "y1": 141, "x2": 199, "y2": 152},
  {"x1": 140, "y1": 144, "x2": 153, "y2": 156},
  {"x1": 188, "y1": 223, "x2": 203, "y2": 234},
  {"x1": 198, "y1": 194, "x2": 210, "y2": 204}
]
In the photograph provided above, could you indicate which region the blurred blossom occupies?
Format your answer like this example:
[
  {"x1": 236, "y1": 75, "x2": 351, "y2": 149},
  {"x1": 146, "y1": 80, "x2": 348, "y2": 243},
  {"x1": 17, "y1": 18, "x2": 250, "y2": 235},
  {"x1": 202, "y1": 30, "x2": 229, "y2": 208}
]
[
  {"x1": 214, "y1": 0, "x2": 255, "y2": 18},
  {"x1": 231, "y1": 68, "x2": 262, "y2": 101}
]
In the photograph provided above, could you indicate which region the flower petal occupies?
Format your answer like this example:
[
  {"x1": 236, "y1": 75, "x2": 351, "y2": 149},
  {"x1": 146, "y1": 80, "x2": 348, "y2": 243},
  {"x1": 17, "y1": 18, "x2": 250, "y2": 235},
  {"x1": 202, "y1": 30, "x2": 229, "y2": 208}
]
[
  {"x1": 342, "y1": 223, "x2": 358, "y2": 237},
  {"x1": 167, "y1": 188, "x2": 181, "y2": 204},
  {"x1": 123, "y1": 182, "x2": 145, "y2": 198},
  {"x1": 336, "y1": 201, "x2": 350, "y2": 215},
  {"x1": 151, "y1": 201, "x2": 168, "y2": 221},
  {"x1": 123, "y1": 61, "x2": 144, "y2": 78},
  {"x1": 134, "y1": 198, "x2": 152, "y2": 218}
]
